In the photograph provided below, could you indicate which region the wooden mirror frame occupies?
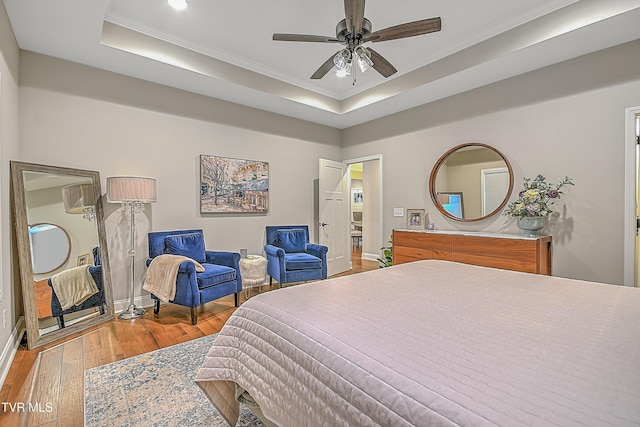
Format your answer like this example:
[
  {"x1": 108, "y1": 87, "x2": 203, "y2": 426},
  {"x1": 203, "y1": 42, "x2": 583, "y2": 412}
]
[
  {"x1": 11, "y1": 161, "x2": 115, "y2": 350},
  {"x1": 429, "y1": 143, "x2": 514, "y2": 223}
]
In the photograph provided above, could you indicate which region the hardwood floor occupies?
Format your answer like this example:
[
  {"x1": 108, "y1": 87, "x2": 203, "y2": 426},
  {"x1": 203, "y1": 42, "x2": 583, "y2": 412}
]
[{"x1": 0, "y1": 251, "x2": 377, "y2": 426}]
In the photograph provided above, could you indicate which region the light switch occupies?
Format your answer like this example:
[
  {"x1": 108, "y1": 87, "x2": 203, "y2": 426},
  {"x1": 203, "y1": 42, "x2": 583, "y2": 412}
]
[{"x1": 393, "y1": 207, "x2": 404, "y2": 217}]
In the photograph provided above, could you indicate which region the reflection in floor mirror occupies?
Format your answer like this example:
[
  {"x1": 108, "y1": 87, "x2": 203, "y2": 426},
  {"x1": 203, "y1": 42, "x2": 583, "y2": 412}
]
[{"x1": 10, "y1": 161, "x2": 115, "y2": 350}]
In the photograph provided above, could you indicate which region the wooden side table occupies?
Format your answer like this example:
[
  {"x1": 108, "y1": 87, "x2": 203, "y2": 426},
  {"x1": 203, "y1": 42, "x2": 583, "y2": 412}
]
[{"x1": 239, "y1": 255, "x2": 267, "y2": 298}]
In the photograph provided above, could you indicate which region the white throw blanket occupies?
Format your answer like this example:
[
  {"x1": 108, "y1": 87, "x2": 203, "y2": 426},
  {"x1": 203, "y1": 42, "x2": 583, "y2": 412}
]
[
  {"x1": 50, "y1": 265, "x2": 99, "y2": 310},
  {"x1": 143, "y1": 254, "x2": 205, "y2": 302}
]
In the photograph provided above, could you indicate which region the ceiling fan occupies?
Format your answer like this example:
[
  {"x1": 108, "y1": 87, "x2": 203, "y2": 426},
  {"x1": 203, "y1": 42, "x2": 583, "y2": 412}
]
[{"x1": 273, "y1": 0, "x2": 441, "y2": 81}]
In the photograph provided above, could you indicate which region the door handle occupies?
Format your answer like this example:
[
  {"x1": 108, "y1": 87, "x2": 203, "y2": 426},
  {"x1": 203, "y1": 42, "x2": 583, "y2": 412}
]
[{"x1": 319, "y1": 222, "x2": 329, "y2": 227}]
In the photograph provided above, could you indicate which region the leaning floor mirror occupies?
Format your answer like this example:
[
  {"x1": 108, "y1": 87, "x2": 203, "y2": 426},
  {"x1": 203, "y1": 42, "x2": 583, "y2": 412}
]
[{"x1": 11, "y1": 161, "x2": 115, "y2": 350}]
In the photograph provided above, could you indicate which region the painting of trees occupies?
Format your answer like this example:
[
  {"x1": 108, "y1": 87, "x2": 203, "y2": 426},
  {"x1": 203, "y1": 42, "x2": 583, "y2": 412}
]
[{"x1": 200, "y1": 155, "x2": 269, "y2": 213}]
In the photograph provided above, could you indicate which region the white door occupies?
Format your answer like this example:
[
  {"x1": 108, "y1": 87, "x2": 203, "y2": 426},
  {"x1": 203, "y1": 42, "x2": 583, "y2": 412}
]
[
  {"x1": 482, "y1": 167, "x2": 510, "y2": 215},
  {"x1": 624, "y1": 107, "x2": 640, "y2": 286},
  {"x1": 319, "y1": 158, "x2": 350, "y2": 276},
  {"x1": 635, "y1": 114, "x2": 640, "y2": 286}
]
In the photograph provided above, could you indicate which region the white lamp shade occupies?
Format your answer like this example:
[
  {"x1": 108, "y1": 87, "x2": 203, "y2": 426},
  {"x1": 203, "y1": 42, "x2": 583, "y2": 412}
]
[
  {"x1": 62, "y1": 183, "x2": 96, "y2": 214},
  {"x1": 106, "y1": 176, "x2": 157, "y2": 203}
]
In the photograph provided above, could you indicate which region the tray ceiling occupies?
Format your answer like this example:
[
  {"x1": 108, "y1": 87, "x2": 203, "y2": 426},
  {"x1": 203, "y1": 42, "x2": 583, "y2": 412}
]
[{"x1": 4, "y1": 0, "x2": 640, "y2": 128}]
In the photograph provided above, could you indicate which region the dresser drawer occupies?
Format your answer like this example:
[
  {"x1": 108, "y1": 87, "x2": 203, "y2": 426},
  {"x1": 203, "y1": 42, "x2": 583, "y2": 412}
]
[
  {"x1": 451, "y1": 252, "x2": 538, "y2": 273},
  {"x1": 452, "y1": 236, "x2": 537, "y2": 262},
  {"x1": 394, "y1": 231, "x2": 450, "y2": 251},
  {"x1": 392, "y1": 230, "x2": 551, "y2": 274},
  {"x1": 393, "y1": 245, "x2": 451, "y2": 264}
]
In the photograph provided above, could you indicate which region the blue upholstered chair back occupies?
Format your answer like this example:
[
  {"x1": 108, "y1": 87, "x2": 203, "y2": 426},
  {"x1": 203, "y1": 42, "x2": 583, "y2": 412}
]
[
  {"x1": 148, "y1": 229, "x2": 204, "y2": 259},
  {"x1": 265, "y1": 225, "x2": 310, "y2": 249},
  {"x1": 92, "y1": 246, "x2": 101, "y2": 266}
]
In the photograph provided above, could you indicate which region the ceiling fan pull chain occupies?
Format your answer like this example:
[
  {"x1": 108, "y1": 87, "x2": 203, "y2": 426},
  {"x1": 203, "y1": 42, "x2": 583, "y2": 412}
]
[{"x1": 352, "y1": 61, "x2": 357, "y2": 85}]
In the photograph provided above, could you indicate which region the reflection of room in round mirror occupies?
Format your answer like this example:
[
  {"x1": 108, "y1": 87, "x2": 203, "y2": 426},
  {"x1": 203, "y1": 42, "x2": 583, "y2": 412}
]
[
  {"x1": 430, "y1": 143, "x2": 513, "y2": 222},
  {"x1": 28, "y1": 223, "x2": 71, "y2": 274}
]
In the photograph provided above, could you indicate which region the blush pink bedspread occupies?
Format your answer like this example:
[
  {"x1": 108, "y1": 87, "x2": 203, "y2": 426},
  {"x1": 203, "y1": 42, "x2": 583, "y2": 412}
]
[{"x1": 195, "y1": 260, "x2": 640, "y2": 426}]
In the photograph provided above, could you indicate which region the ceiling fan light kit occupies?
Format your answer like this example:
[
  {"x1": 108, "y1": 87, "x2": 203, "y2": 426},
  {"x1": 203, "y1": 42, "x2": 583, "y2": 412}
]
[
  {"x1": 273, "y1": 0, "x2": 441, "y2": 84},
  {"x1": 354, "y1": 45, "x2": 373, "y2": 73},
  {"x1": 333, "y1": 48, "x2": 352, "y2": 72}
]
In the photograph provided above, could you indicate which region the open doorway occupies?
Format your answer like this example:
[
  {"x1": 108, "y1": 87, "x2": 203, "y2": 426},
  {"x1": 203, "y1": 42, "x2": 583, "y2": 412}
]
[
  {"x1": 346, "y1": 156, "x2": 383, "y2": 267},
  {"x1": 349, "y1": 164, "x2": 363, "y2": 259}
]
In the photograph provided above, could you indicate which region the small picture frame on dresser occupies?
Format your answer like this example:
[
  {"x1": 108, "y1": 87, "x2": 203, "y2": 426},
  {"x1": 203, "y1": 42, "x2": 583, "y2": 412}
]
[{"x1": 406, "y1": 209, "x2": 426, "y2": 230}]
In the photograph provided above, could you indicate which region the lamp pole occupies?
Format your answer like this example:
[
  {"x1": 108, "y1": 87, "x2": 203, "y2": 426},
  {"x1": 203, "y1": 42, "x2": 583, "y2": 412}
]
[{"x1": 118, "y1": 201, "x2": 146, "y2": 319}]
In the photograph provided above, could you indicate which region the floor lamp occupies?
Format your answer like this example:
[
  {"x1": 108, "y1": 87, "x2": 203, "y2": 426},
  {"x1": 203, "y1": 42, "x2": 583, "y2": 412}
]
[{"x1": 106, "y1": 176, "x2": 157, "y2": 320}]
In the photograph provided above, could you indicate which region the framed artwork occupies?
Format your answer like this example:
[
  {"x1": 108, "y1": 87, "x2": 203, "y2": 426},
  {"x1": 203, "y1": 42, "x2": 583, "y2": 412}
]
[
  {"x1": 352, "y1": 188, "x2": 363, "y2": 204},
  {"x1": 437, "y1": 192, "x2": 464, "y2": 219},
  {"x1": 406, "y1": 208, "x2": 426, "y2": 230},
  {"x1": 77, "y1": 253, "x2": 90, "y2": 266},
  {"x1": 200, "y1": 155, "x2": 269, "y2": 214}
]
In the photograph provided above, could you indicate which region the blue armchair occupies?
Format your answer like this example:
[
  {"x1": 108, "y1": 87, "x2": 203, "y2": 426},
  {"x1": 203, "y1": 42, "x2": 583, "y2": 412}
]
[
  {"x1": 49, "y1": 246, "x2": 105, "y2": 329},
  {"x1": 264, "y1": 225, "x2": 328, "y2": 287},
  {"x1": 146, "y1": 229, "x2": 241, "y2": 325}
]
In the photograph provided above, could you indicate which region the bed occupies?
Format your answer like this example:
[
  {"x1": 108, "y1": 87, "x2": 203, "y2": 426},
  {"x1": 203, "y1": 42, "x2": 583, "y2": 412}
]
[{"x1": 195, "y1": 260, "x2": 640, "y2": 426}]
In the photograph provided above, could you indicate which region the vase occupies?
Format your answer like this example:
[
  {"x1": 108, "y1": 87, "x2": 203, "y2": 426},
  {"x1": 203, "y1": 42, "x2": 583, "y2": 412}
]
[{"x1": 517, "y1": 216, "x2": 546, "y2": 237}]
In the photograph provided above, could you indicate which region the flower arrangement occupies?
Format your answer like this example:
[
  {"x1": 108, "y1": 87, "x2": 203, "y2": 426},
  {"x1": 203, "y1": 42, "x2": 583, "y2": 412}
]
[{"x1": 503, "y1": 175, "x2": 574, "y2": 219}]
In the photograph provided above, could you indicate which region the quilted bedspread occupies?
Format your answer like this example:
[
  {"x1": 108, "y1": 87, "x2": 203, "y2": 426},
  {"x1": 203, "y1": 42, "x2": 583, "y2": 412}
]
[{"x1": 195, "y1": 260, "x2": 640, "y2": 426}]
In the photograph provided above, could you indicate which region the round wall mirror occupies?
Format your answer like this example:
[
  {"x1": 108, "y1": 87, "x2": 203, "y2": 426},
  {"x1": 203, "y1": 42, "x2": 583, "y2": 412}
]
[
  {"x1": 429, "y1": 143, "x2": 513, "y2": 222},
  {"x1": 28, "y1": 223, "x2": 71, "y2": 274}
]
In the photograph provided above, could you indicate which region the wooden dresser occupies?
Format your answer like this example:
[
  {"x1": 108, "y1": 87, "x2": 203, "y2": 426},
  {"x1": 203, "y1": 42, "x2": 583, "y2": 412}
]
[{"x1": 393, "y1": 229, "x2": 552, "y2": 275}]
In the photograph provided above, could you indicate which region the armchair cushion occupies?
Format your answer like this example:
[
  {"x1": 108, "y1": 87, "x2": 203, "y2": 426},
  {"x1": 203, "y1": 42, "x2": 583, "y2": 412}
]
[
  {"x1": 285, "y1": 253, "x2": 322, "y2": 271},
  {"x1": 164, "y1": 232, "x2": 206, "y2": 263},
  {"x1": 276, "y1": 229, "x2": 307, "y2": 253},
  {"x1": 197, "y1": 264, "x2": 237, "y2": 290}
]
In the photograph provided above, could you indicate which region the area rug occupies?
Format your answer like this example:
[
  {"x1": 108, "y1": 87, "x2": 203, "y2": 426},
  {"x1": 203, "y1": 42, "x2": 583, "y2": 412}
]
[{"x1": 84, "y1": 334, "x2": 263, "y2": 427}]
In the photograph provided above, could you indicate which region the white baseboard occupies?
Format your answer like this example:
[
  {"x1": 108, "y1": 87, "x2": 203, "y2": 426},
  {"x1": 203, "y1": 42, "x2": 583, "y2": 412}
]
[
  {"x1": 0, "y1": 316, "x2": 26, "y2": 391},
  {"x1": 362, "y1": 252, "x2": 379, "y2": 262},
  {"x1": 113, "y1": 295, "x2": 155, "y2": 313}
]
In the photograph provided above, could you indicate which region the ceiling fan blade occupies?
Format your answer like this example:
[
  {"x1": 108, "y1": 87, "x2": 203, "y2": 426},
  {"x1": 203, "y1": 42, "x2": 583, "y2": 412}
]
[
  {"x1": 366, "y1": 17, "x2": 441, "y2": 43},
  {"x1": 310, "y1": 54, "x2": 338, "y2": 79},
  {"x1": 344, "y1": 0, "x2": 366, "y2": 35},
  {"x1": 273, "y1": 34, "x2": 340, "y2": 43},
  {"x1": 368, "y1": 48, "x2": 397, "y2": 78}
]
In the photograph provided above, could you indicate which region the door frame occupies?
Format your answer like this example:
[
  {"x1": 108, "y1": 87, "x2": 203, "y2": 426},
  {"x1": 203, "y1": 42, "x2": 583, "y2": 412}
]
[
  {"x1": 343, "y1": 154, "x2": 384, "y2": 262},
  {"x1": 623, "y1": 106, "x2": 640, "y2": 286}
]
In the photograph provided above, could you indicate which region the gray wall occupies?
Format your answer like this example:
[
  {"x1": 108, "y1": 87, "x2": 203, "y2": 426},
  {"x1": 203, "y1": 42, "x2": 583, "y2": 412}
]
[
  {"x1": 18, "y1": 52, "x2": 342, "y2": 305},
  {"x1": 0, "y1": 0, "x2": 21, "y2": 384},
  {"x1": 362, "y1": 159, "x2": 382, "y2": 259},
  {"x1": 343, "y1": 39, "x2": 640, "y2": 285}
]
